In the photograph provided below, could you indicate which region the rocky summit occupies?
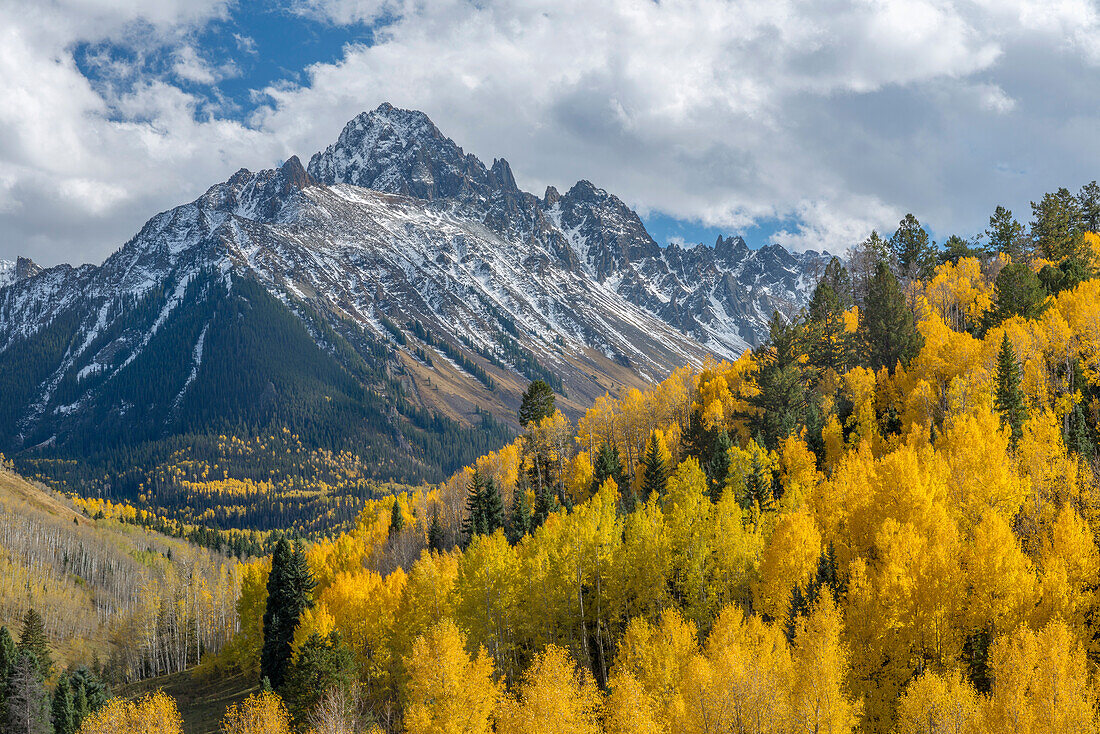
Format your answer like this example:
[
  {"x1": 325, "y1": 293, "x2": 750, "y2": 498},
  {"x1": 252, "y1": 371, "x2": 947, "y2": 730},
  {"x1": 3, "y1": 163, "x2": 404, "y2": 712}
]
[{"x1": 0, "y1": 103, "x2": 830, "y2": 484}]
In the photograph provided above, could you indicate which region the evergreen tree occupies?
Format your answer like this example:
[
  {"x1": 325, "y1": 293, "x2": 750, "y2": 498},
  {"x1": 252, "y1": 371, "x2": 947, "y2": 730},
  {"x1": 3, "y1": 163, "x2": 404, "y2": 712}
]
[
  {"x1": 67, "y1": 667, "x2": 106, "y2": 716},
  {"x1": 681, "y1": 405, "x2": 711, "y2": 463},
  {"x1": 427, "y1": 509, "x2": 446, "y2": 553},
  {"x1": 889, "y1": 213, "x2": 937, "y2": 280},
  {"x1": 987, "y1": 205, "x2": 1027, "y2": 259},
  {"x1": 51, "y1": 674, "x2": 73, "y2": 734},
  {"x1": 858, "y1": 261, "x2": 922, "y2": 373},
  {"x1": 1065, "y1": 400, "x2": 1094, "y2": 458},
  {"x1": 481, "y1": 477, "x2": 506, "y2": 536},
  {"x1": 17, "y1": 610, "x2": 51, "y2": 681},
  {"x1": 0, "y1": 627, "x2": 16, "y2": 728},
  {"x1": 531, "y1": 482, "x2": 559, "y2": 530},
  {"x1": 939, "y1": 234, "x2": 985, "y2": 264},
  {"x1": 1079, "y1": 180, "x2": 1100, "y2": 234},
  {"x1": 1031, "y1": 188, "x2": 1084, "y2": 261},
  {"x1": 507, "y1": 487, "x2": 531, "y2": 544},
  {"x1": 640, "y1": 432, "x2": 669, "y2": 502},
  {"x1": 518, "y1": 380, "x2": 556, "y2": 427},
  {"x1": 706, "y1": 430, "x2": 732, "y2": 503},
  {"x1": 389, "y1": 499, "x2": 404, "y2": 535},
  {"x1": 460, "y1": 470, "x2": 486, "y2": 545},
  {"x1": 591, "y1": 444, "x2": 626, "y2": 494},
  {"x1": 67, "y1": 664, "x2": 106, "y2": 717},
  {"x1": 989, "y1": 261, "x2": 1048, "y2": 324},
  {"x1": 806, "y1": 259, "x2": 856, "y2": 374},
  {"x1": 70, "y1": 686, "x2": 87, "y2": 732},
  {"x1": 281, "y1": 631, "x2": 356, "y2": 730},
  {"x1": 848, "y1": 229, "x2": 891, "y2": 303},
  {"x1": 749, "y1": 314, "x2": 812, "y2": 449},
  {"x1": 261, "y1": 538, "x2": 313, "y2": 690},
  {"x1": 6, "y1": 653, "x2": 50, "y2": 734},
  {"x1": 994, "y1": 333, "x2": 1027, "y2": 447}
]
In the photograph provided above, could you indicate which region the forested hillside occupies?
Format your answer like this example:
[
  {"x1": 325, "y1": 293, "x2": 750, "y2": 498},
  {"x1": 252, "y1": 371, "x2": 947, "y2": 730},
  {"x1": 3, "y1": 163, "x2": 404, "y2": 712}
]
[
  {"x1": 16, "y1": 183, "x2": 1100, "y2": 734},
  {"x1": 0, "y1": 464, "x2": 240, "y2": 683},
  {"x1": 140, "y1": 186, "x2": 1100, "y2": 733}
]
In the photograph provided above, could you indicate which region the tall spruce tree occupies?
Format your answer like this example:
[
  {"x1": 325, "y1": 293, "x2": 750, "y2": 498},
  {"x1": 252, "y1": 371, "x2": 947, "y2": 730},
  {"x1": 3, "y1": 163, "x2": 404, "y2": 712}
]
[
  {"x1": 640, "y1": 432, "x2": 669, "y2": 502},
  {"x1": 749, "y1": 313, "x2": 812, "y2": 449},
  {"x1": 706, "y1": 430, "x2": 732, "y2": 502},
  {"x1": 51, "y1": 673, "x2": 73, "y2": 734},
  {"x1": 281, "y1": 631, "x2": 356, "y2": 731},
  {"x1": 519, "y1": 380, "x2": 556, "y2": 427},
  {"x1": 17, "y1": 610, "x2": 51, "y2": 681},
  {"x1": 1079, "y1": 180, "x2": 1100, "y2": 234},
  {"x1": 427, "y1": 509, "x2": 446, "y2": 553},
  {"x1": 507, "y1": 487, "x2": 531, "y2": 543},
  {"x1": 389, "y1": 499, "x2": 405, "y2": 535},
  {"x1": 461, "y1": 470, "x2": 486, "y2": 544},
  {"x1": 987, "y1": 206, "x2": 1027, "y2": 259},
  {"x1": 990, "y1": 261, "x2": 1047, "y2": 324},
  {"x1": 481, "y1": 478, "x2": 506, "y2": 535},
  {"x1": 0, "y1": 627, "x2": 16, "y2": 728},
  {"x1": 261, "y1": 538, "x2": 313, "y2": 690},
  {"x1": 858, "y1": 261, "x2": 922, "y2": 372},
  {"x1": 806, "y1": 259, "x2": 856, "y2": 374},
  {"x1": 889, "y1": 213, "x2": 936, "y2": 280},
  {"x1": 592, "y1": 444, "x2": 626, "y2": 494},
  {"x1": 994, "y1": 333, "x2": 1027, "y2": 446},
  {"x1": 6, "y1": 653, "x2": 50, "y2": 734}
]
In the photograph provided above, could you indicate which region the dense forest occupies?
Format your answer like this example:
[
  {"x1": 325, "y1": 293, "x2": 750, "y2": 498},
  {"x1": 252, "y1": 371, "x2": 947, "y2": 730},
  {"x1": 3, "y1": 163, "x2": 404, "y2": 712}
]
[{"x1": 8, "y1": 182, "x2": 1100, "y2": 733}]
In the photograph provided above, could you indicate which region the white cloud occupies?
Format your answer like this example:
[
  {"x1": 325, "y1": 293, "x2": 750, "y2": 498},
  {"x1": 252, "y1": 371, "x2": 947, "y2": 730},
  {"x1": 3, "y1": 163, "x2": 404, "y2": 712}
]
[
  {"x1": 172, "y1": 45, "x2": 238, "y2": 85},
  {"x1": 2, "y1": 0, "x2": 1100, "y2": 265}
]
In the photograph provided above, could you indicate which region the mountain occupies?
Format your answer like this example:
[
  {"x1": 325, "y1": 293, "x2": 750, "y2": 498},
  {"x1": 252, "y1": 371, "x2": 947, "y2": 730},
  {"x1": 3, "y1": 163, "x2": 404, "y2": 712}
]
[{"x1": 0, "y1": 103, "x2": 829, "y2": 529}]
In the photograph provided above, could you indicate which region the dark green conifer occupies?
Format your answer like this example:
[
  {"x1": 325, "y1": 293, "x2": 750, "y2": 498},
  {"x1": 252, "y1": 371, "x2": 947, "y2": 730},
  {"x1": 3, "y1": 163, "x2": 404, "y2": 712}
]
[
  {"x1": 994, "y1": 333, "x2": 1027, "y2": 447},
  {"x1": 461, "y1": 470, "x2": 486, "y2": 545},
  {"x1": 481, "y1": 477, "x2": 506, "y2": 535},
  {"x1": 261, "y1": 538, "x2": 313, "y2": 690},
  {"x1": 1031, "y1": 188, "x2": 1085, "y2": 261},
  {"x1": 640, "y1": 432, "x2": 669, "y2": 502},
  {"x1": 706, "y1": 430, "x2": 732, "y2": 503},
  {"x1": 990, "y1": 261, "x2": 1048, "y2": 324},
  {"x1": 889, "y1": 213, "x2": 936, "y2": 280},
  {"x1": 519, "y1": 380, "x2": 556, "y2": 427},
  {"x1": 389, "y1": 498, "x2": 404, "y2": 535},
  {"x1": 0, "y1": 627, "x2": 15, "y2": 728},
  {"x1": 858, "y1": 261, "x2": 922, "y2": 373},
  {"x1": 507, "y1": 488, "x2": 531, "y2": 544},
  {"x1": 281, "y1": 631, "x2": 356, "y2": 730},
  {"x1": 17, "y1": 610, "x2": 51, "y2": 680},
  {"x1": 51, "y1": 673, "x2": 73, "y2": 734},
  {"x1": 427, "y1": 509, "x2": 446, "y2": 553},
  {"x1": 591, "y1": 443, "x2": 626, "y2": 493},
  {"x1": 987, "y1": 206, "x2": 1027, "y2": 259}
]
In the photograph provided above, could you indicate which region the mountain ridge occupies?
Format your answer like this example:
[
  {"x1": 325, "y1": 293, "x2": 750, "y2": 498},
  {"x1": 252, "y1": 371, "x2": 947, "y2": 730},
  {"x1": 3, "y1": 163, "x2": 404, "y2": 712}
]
[{"x1": 0, "y1": 103, "x2": 831, "y2": 520}]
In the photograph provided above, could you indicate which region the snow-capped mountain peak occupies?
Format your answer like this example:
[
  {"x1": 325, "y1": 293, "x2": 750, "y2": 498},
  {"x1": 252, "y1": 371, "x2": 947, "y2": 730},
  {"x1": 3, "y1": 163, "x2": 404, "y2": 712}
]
[{"x1": 0, "y1": 103, "x2": 830, "y2": 481}]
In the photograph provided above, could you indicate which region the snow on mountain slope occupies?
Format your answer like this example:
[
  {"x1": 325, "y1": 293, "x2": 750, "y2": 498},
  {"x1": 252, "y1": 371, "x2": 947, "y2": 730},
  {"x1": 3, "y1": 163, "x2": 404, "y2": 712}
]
[{"x1": 0, "y1": 104, "x2": 831, "y2": 464}]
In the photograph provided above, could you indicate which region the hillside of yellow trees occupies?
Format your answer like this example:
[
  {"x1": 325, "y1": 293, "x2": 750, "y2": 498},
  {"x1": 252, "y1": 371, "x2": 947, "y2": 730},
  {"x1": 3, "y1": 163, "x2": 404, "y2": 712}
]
[{"x1": 205, "y1": 210, "x2": 1100, "y2": 732}]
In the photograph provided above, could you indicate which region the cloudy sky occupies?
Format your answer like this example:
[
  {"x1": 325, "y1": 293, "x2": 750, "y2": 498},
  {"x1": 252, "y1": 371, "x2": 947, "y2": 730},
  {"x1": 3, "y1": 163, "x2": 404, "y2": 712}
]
[{"x1": 2, "y1": 0, "x2": 1099, "y2": 266}]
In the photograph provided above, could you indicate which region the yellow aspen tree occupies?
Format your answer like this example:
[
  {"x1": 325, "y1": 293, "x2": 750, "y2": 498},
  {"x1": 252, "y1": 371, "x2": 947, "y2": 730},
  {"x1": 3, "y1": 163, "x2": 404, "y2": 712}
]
[
  {"x1": 661, "y1": 457, "x2": 715, "y2": 625},
  {"x1": 754, "y1": 510, "x2": 821, "y2": 624},
  {"x1": 694, "y1": 605, "x2": 792, "y2": 734},
  {"x1": 987, "y1": 621, "x2": 1098, "y2": 734},
  {"x1": 402, "y1": 619, "x2": 499, "y2": 734},
  {"x1": 963, "y1": 511, "x2": 1037, "y2": 638},
  {"x1": 893, "y1": 670, "x2": 982, "y2": 734},
  {"x1": 789, "y1": 590, "x2": 860, "y2": 734},
  {"x1": 77, "y1": 692, "x2": 184, "y2": 734},
  {"x1": 613, "y1": 610, "x2": 699, "y2": 726},
  {"x1": 496, "y1": 645, "x2": 602, "y2": 734},
  {"x1": 604, "y1": 671, "x2": 664, "y2": 734},
  {"x1": 220, "y1": 691, "x2": 292, "y2": 734},
  {"x1": 1033, "y1": 504, "x2": 1100, "y2": 636},
  {"x1": 453, "y1": 530, "x2": 521, "y2": 680}
]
